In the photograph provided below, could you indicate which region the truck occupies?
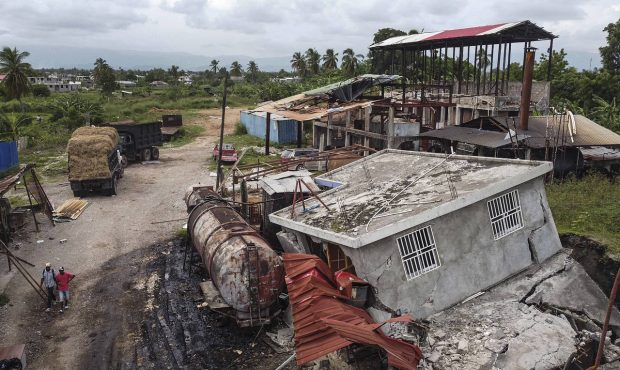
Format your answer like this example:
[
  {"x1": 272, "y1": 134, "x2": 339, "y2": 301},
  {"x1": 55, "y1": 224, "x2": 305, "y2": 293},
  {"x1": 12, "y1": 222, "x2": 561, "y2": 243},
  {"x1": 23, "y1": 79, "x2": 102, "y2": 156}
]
[
  {"x1": 67, "y1": 126, "x2": 124, "y2": 197},
  {"x1": 212, "y1": 143, "x2": 238, "y2": 163},
  {"x1": 106, "y1": 120, "x2": 163, "y2": 162}
]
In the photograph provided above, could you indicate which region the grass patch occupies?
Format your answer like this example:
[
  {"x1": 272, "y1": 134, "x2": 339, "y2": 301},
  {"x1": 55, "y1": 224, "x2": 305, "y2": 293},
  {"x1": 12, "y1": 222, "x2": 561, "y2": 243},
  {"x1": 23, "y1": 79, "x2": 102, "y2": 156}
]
[
  {"x1": 176, "y1": 228, "x2": 188, "y2": 238},
  {"x1": 546, "y1": 174, "x2": 620, "y2": 255},
  {"x1": 164, "y1": 124, "x2": 205, "y2": 148},
  {"x1": 7, "y1": 195, "x2": 29, "y2": 207},
  {"x1": 20, "y1": 148, "x2": 68, "y2": 182},
  {"x1": 0, "y1": 293, "x2": 9, "y2": 307}
]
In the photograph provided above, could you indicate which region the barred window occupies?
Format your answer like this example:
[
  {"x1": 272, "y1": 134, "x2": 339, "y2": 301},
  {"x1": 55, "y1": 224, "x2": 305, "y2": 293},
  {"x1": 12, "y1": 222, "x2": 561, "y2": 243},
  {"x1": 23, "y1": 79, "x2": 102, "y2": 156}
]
[
  {"x1": 487, "y1": 190, "x2": 524, "y2": 240},
  {"x1": 397, "y1": 225, "x2": 440, "y2": 280}
]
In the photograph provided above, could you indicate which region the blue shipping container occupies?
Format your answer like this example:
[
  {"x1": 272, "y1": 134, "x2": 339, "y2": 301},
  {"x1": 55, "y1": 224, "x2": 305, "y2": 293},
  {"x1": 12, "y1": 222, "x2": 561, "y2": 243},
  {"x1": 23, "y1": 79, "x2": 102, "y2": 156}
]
[
  {"x1": 240, "y1": 110, "x2": 299, "y2": 144},
  {"x1": 0, "y1": 141, "x2": 18, "y2": 173}
]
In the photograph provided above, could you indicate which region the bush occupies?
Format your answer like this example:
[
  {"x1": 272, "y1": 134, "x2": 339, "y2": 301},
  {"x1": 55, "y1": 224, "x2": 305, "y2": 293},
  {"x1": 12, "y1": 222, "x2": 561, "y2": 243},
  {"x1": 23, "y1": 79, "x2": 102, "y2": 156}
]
[
  {"x1": 234, "y1": 121, "x2": 247, "y2": 135},
  {"x1": 32, "y1": 84, "x2": 51, "y2": 97}
]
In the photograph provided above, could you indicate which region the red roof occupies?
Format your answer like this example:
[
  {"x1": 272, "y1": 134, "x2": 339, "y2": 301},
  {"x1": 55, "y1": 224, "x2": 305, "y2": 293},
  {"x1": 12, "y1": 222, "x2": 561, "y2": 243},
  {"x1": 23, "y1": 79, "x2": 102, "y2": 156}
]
[
  {"x1": 284, "y1": 254, "x2": 422, "y2": 369},
  {"x1": 425, "y1": 23, "x2": 506, "y2": 41}
]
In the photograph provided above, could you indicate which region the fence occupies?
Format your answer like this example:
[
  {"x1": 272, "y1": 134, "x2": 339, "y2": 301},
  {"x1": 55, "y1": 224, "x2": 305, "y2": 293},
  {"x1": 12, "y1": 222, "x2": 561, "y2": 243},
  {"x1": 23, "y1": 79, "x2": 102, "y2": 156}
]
[{"x1": 0, "y1": 141, "x2": 18, "y2": 173}]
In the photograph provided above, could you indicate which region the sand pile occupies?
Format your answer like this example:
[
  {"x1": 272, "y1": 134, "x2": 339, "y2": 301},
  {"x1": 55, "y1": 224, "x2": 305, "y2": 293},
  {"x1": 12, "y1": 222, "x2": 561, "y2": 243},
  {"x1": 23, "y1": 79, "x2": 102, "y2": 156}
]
[{"x1": 67, "y1": 127, "x2": 119, "y2": 181}]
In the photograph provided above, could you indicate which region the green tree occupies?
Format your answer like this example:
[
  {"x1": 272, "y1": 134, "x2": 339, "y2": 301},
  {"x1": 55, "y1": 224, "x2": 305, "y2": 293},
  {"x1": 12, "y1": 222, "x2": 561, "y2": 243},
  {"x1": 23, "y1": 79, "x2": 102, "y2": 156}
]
[
  {"x1": 600, "y1": 18, "x2": 620, "y2": 75},
  {"x1": 305, "y1": 48, "x2": 321, "y2": 75},
  {"x1": 168, "y1": 65, "x2": 180, "y2": 83},
  {"x1": 534, "y1": 49, "x2": 569, "y2": 81},
  {"x1": 230, "y1": 61, "x2": 243, "y2": 77},
  {"x1": 0, "y1": 112, "x2": 30, "y2": 141},
  {"x1": 246, "y1": 61, "x2": 259, "y2": 82},
  {"x1": 322, "y1": 49, "x2": 339, "y2": 71},
  {"x1": 209, "y1": 59, "x2": 219, "y2": 73},
  {"x1": 31, "y1": 84, "x2": 51, "y2": 97},
  {"x1": 591, "y1": 95, "x2": 620, "y2": 133},
  {"x1": 341, "y1": 48, "x2": 364, "y2": 76},
  {"x1": 0, "y1": 47, "x2": 31, "y2": 102},
  {"x1": 372, "y1": 28, "x2": 407, "y2": 44},
  {"x1": 145, "y1": 68, "x2": 166, "y2": 82},
  {"x1": 50, "y1": 94, "x2": 103, "y2": 129},
  {"x1": 93, "y1": 58, "x2": 108, "y2": 85},
  {"x1": 290, "y1": 52, "x2": 306, "y2": 77}
]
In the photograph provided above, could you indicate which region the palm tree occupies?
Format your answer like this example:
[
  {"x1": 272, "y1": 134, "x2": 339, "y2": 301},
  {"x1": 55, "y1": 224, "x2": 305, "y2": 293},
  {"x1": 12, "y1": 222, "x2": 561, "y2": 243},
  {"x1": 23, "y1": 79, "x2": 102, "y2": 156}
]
[
  {"x1": 290, "y1": 52, "x2": 306, "y2": 77},
  {"x1": 341, "y1": 48, "x2": 364, "y2": 76},
  {"x1": 0, "y1": 112, "x2": 30, "y2": 141},
  {"x1": 0, "y1": 47, "x2": 31, "y2": 102},
  {"x1": 591, "y1": 95, "x2": 620, "y2": 133},
  {"x1": 322, "y1": 49, "x2": 339, "y2": 71},
  {"x1": 93, "y1": 57, "x2": 110, "y2": 85},
  {"x1": 305, "y1": 48, "x2": 320, "y2": 75},
  {"x1": 230, "y1": 61, "x2": 243, "y2": 77},
  {"x1": 476, "y1": 48, "x2": 491, "y2": 72},
  {"x1": 168, "y1": 65, "x2": 180, "y2": 82},
  {"x1": 247, "y1": 61, "x2": 259, "y2": 82},
  {"x1": 209, "y1": 59, "x2": 219, "y2": 73}
]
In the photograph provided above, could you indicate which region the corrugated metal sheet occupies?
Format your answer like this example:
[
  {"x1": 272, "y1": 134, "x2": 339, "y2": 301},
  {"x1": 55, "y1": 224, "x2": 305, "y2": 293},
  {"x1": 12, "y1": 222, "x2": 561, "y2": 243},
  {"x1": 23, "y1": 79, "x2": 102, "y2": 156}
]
[
  {"x1": 0, "y1": 141, "x2": 19, "y2": 173},
  {"x1": 284, "y1": 254, "x2": 422, "y2": 369},
  {"x1": 420, "y1": 126, "x2": 512, "y2": 148},
  {"x1": 240, "y1": 110, "x2": 299, "y2": 144},
  {"x1": 0, "y1": 164, "x2": 29, "y2": 196},
  {"x1": 579, "y1": 147, "x2": 620, "y2": 161},
  {"x1": 370, "y1": 20, "x2": 554, "y2": 49},
  {"x1": 258, "y1": 170, "x2": 319, "y2": 195}
]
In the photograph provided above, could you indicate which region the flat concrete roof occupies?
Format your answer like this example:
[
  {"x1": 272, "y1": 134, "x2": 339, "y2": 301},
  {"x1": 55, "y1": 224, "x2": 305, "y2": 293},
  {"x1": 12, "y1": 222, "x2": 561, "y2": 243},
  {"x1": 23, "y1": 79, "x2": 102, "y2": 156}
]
[{"x1": 269, "y1": 150, "x2": 552, "y2": 248}]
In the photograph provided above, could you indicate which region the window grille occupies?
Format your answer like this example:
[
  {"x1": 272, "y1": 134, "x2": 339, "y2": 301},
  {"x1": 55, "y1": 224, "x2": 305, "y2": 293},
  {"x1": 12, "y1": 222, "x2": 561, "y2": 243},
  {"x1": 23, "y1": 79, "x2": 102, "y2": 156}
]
[
  {"x1": 487, "y1": 190, "x2": 524, "y2": 240},
  {"x1": 397, "y1": 225, "x2": 440, "y2": 280}
]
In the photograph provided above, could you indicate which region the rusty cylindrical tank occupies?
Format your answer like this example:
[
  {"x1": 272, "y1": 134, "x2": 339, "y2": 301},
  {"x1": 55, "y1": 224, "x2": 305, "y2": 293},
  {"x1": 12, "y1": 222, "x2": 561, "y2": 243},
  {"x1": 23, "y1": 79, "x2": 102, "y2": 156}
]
[{"x1": 185, "y1": 186, "x2": 284, "y2": 325}]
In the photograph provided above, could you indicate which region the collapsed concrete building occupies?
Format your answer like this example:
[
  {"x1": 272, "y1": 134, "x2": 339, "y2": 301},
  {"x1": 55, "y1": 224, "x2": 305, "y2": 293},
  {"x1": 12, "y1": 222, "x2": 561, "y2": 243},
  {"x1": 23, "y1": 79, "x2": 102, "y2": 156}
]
[{"x1": 270, "y1": 150, "x2": 562, "y2": 319}]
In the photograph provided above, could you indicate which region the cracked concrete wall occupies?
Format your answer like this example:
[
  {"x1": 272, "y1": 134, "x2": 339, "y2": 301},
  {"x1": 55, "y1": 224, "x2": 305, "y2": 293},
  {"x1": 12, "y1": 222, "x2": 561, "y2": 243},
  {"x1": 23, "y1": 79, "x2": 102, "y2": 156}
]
[{"x1": 340, "y1": 177, "x2": 562, "y2": 320}]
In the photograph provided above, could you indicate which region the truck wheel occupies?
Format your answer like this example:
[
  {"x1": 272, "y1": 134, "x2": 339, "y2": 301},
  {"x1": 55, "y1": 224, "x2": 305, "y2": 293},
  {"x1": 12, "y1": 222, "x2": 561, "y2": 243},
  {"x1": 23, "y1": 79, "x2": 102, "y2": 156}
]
[
  {"x1": 151, "y1": 147, "x2": 160, "y2": 160},
  {"x1": 142, "y1": 148, "x2": 152, "y2": 162},
  {"x1": 121, "y1": 155, "x2": 128, "y2": 168}
]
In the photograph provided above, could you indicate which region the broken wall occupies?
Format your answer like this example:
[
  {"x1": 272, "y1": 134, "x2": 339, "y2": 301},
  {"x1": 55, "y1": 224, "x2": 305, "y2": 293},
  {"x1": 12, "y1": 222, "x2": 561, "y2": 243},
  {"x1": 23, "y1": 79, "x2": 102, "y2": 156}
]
[{"x1": 341, "y1": 177, "x2": 562, "y2": 320}]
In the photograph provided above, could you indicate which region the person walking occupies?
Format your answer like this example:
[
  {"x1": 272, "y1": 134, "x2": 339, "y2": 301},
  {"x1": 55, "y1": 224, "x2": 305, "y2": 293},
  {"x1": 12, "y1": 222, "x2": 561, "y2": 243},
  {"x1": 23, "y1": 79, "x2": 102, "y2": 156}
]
[
  {"x1": 39, "y1": 262, "x2": 56, "y2": 312},
  {"x1": 54, "y1": 267, "x2": 75, "y2": 313}
]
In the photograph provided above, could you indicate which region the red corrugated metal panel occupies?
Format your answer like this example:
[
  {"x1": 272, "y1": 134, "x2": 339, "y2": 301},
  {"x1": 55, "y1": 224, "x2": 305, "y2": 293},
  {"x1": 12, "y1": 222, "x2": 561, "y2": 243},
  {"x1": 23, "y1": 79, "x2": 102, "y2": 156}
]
[
  {"x1": 425, "y1": 23, "x2": 506, "y2": 41},
  {"x1": 283, "y1": 254, "x2": 422, "y2": 369}
]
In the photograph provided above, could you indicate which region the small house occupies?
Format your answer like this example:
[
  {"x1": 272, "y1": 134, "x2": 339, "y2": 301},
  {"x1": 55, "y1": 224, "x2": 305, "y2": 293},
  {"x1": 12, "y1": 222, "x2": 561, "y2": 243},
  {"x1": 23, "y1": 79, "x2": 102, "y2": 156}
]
[{"x1": 270, "y1": 150, "x2": 562, "y2": 320}]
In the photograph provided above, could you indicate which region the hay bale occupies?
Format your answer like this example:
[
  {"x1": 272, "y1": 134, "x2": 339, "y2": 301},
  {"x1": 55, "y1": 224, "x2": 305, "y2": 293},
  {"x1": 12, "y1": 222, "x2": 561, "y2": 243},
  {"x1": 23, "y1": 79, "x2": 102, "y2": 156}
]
[
  {"x1": 67, "y1": 127, "x2": 119, "y2": 181},
  {"x1": 72, "y1": 126, "x2": 119, "y2": 143}
]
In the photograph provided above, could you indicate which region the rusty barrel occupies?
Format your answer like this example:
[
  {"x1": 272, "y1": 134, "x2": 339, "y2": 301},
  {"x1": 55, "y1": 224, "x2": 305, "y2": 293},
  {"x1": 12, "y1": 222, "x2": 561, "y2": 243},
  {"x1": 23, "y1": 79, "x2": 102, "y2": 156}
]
[{"x1": 186, "y1": 187, "x2": 284, "y2": 319}]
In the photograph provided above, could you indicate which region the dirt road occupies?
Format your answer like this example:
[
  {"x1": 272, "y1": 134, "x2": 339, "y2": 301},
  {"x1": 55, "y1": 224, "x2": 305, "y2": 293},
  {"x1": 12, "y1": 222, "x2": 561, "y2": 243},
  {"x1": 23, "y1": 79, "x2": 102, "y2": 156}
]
[{"x1": 0, "y1": 108, "x2": 293, "y2": 369}]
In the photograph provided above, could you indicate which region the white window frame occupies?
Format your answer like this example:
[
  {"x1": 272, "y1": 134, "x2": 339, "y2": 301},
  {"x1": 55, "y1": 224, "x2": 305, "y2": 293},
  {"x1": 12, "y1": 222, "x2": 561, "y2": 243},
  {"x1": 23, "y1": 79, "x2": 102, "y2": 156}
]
[
  {"x1": 397, "y1": 225, "x2": 441, "y2": 281},
  {"x1": 487, "y1": 189, "x2": 524, "y2": 240}
]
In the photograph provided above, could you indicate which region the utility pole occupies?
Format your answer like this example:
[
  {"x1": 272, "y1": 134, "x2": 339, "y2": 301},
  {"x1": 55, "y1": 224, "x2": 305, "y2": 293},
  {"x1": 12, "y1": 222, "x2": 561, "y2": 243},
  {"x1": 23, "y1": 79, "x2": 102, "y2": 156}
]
[{"x1": 216, "y1": 71, "x2": 228, "y2": 191}]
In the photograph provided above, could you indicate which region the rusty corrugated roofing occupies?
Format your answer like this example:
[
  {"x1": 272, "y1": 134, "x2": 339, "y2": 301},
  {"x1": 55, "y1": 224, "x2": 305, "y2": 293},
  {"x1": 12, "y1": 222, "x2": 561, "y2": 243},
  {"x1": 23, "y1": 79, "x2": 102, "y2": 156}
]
[
  {"x1": 419, "y1": 126, "x2": 512, "y2": 148},
  {"x1": 0, "y1": 165, "x2": 30, "y2": 196},
  {"x1": 284, "y1": 254, "x2": 422, "y2": 369}
]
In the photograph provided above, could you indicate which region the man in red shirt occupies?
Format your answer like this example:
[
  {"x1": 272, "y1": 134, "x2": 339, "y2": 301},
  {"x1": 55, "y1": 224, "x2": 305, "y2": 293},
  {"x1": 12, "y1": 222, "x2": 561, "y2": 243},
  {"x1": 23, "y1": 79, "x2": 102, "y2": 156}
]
[{"x1": 54, "y1": 267, "x2": 75, "y2": 313}]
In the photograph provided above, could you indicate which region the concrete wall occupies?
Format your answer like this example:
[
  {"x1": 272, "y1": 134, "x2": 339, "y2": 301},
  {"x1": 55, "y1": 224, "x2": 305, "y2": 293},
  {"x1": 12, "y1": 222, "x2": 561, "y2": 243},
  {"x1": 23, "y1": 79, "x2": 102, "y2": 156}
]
[{"x1": 338, "y1": 177, "x2": 562, "y2": 320}]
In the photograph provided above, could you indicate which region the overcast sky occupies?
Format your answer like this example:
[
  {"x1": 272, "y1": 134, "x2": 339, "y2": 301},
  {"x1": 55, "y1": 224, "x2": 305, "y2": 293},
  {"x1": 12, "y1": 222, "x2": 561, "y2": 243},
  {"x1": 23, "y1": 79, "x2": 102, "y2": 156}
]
[{"x1": 1, "y1": 0, "x2": 619, "y2": 61}]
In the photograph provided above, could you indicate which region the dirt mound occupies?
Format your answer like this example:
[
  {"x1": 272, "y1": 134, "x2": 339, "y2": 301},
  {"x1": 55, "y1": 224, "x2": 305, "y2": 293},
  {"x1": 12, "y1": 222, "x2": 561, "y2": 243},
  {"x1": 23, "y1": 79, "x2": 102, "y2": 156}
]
[{"x1": 67, "y1": 127, "x2": 118, "y2": 181}]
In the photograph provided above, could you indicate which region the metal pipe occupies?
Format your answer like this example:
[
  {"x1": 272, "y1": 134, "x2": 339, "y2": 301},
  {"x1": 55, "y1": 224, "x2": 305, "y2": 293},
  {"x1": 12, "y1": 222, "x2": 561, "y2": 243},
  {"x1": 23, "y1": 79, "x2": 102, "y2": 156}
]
[
  {"x1": 519, "y1": 49, "x2": 536, "y2": 130},
  {"x1": 216, "y1": 72, "x2": 228, "y2": 190},
  {"x1": 592, "y1": 266, "x2": 620, "y2": 369}
]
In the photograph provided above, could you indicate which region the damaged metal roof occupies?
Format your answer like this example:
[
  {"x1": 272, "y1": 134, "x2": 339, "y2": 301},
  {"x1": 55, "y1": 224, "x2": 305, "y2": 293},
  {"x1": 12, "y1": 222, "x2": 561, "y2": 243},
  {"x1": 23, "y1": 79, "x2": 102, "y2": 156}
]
[
  {"x1": 304, "y1": 74, "x2": 401, "y2": 102},
  {"x1": 370, "y1": 20, "x2": 555, "y2": 50},
  {"x1": 283, "y1": 253, "x2": 422, "y2": 369},
  {"x1": 419, "y1": 126, "x2": 513, "y2": 148},
  {"x1": 258, "y1": 170, "x2": 319, "y2": 195},
  {"x1": 0, "y1": 165, "x2": 31, "y2": 196}
]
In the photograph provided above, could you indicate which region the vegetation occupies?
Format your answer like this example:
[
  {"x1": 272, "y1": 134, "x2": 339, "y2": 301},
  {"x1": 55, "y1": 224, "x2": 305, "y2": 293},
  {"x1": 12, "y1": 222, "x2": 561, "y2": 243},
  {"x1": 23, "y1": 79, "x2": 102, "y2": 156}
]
[
  {"x1": 547, "y1": 175, "x2": 620, "y2": 255},
  {"x1": 163, "y1": 124, "x2": 205, "y2": 148},
  {"x1": 0, "y1": 47, "x2": 32, "y2": 103}
]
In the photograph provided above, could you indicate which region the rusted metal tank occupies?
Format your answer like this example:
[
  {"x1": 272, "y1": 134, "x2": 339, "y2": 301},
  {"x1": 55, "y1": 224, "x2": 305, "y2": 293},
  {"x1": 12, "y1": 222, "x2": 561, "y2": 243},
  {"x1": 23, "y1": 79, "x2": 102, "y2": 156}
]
[{"x1": 186, "y1": 186, "x2": 284, "y2": 326}]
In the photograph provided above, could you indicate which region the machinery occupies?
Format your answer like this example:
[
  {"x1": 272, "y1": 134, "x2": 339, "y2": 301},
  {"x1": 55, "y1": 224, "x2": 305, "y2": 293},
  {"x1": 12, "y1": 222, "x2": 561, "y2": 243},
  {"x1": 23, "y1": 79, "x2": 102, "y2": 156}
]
[{"x1": 185, "y1": 186, "x2": 284, "y2": 327}]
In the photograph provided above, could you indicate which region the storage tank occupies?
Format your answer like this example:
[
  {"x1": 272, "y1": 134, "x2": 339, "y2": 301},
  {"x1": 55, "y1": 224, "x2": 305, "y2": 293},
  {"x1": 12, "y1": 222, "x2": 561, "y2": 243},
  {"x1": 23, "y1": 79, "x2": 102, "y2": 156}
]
[{"x1": 186, "y1": 186, "x2": 284, "y2": 326}]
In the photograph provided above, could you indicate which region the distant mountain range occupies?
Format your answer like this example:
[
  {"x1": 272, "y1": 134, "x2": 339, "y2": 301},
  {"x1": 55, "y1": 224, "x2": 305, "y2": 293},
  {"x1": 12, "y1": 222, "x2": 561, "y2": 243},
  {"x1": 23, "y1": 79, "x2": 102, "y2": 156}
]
[{"x1": 21, "y1": 44, "x2": 601, "y2": 72}]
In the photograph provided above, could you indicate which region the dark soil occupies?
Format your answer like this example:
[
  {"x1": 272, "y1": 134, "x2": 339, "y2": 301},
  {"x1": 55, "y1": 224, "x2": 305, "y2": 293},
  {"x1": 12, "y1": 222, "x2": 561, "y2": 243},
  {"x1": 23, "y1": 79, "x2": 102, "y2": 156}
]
[
  {"x1": 73, "y1": 238, "x2": 294, "y2": 369},
  {"x1": 563, "y1": 233, "x2": 620, "y2": 306}
]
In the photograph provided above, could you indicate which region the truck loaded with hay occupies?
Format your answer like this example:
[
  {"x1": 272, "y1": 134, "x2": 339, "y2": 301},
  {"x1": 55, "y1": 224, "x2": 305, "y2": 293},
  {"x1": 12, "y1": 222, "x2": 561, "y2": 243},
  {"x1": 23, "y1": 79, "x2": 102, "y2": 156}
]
[{"x1": 67, "y1": 126, "x2": 124, "y2": 197}]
